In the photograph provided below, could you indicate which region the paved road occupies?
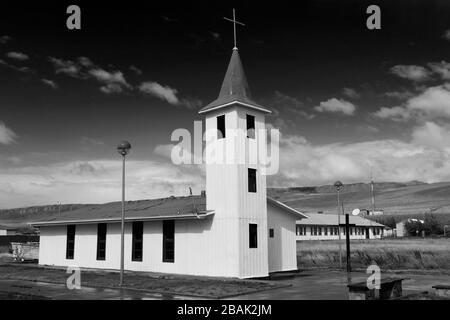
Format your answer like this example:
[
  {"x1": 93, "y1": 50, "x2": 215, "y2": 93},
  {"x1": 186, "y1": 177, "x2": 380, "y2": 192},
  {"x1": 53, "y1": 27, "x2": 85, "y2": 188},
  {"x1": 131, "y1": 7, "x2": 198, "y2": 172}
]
[
  {"x1": 230, "y1": 270, "x2": 450, "y2": 299},
  {"x1": 0, "y1": 270, "x2": 448, "y2": 300}
]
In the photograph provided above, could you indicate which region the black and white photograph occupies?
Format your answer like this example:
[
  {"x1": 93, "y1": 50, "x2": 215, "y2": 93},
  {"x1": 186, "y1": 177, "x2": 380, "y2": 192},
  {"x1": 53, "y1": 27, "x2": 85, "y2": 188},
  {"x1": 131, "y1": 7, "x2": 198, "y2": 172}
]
[{"x1": 0, "y1": 0, "x2": 450, "y2": 307}]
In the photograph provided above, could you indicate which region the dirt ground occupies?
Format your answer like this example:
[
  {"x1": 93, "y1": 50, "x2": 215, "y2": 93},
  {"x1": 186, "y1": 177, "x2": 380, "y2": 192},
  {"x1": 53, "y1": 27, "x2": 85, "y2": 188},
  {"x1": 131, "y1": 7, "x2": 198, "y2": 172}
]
[{"x1": 0, "y1": 261, "x2": 286, "y2": 299}]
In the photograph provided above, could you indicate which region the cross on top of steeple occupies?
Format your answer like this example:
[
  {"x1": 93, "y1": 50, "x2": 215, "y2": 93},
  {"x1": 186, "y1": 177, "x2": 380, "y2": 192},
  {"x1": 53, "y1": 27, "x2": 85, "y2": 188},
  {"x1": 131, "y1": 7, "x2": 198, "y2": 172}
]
[{"x1": 223, "y1": 8, "x2": 245, "y2": 50}]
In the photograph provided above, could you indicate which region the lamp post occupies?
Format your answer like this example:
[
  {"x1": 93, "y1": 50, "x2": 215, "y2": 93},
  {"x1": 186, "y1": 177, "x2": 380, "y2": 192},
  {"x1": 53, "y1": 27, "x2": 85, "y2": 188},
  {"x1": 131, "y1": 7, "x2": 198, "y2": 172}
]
[
  {"x1": 334, "y1": 181, "x2": 343, "y2": 269},
  {"x1": 117, "y1": 140, "x2": 131, "y2": 287}
]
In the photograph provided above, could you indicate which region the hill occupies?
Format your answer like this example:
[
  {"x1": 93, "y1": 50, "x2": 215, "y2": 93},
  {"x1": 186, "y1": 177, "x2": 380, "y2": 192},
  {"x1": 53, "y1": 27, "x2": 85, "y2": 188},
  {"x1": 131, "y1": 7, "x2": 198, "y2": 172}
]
[
  {"x1": 268, "y1": 181, "x2": 450, "y2": 216},
  {"x1": 2, "y1": 181, "x2": 450, "y2": 229}
]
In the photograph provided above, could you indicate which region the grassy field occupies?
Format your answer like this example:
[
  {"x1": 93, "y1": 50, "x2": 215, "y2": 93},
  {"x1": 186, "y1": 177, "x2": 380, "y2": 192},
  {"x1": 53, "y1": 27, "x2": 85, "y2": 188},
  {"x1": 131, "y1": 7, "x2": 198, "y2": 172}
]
[{"x1": 297, "y1": 238, "x2": 450, "y2": 271}]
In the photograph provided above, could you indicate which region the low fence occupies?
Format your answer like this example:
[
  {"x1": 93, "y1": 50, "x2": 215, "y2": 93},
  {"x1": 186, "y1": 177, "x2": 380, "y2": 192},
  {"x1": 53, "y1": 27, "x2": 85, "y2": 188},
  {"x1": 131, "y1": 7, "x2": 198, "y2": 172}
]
[
  {"x1": 11, "y1": 242, "x2": 39, "y2": 261},
  {"x1": 0, "y1": 235, "x2": 39, "y2": 247}
]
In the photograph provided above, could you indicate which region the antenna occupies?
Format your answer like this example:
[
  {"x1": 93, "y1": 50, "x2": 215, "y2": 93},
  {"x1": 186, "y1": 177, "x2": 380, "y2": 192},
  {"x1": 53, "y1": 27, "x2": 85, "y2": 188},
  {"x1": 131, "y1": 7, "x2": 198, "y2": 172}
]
[{"x1": 370, "y1": 166, "x2": 375, "y2": 215}]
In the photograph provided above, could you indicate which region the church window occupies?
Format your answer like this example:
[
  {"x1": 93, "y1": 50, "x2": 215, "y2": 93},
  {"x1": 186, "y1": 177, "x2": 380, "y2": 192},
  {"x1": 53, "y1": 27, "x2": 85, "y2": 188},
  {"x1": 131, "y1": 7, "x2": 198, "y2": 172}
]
[
  {"x1": 66, "y1": 225, "x2": 75, "y2": 260},
  {"x1": 217, "y1": 115, "x2": 226, "y2": 139},
  {"x1": 246, "y1": 114, "x2": 255, "y2": 139},
  {"x1": 96, "y1": 223, "x2": 107, "y2": 261},
  {"x1": 163, "y1": 220, "x2": 175, "y2": 262},
  {"x1": 132, "y1": 221, "x2": 143, "y2": 262},
  {"x1": 249, "y1": 224, "x2": 258, "y2": 248},
  {"x1": 248, "y1": 168, "x2": 257, "y2": 193}
]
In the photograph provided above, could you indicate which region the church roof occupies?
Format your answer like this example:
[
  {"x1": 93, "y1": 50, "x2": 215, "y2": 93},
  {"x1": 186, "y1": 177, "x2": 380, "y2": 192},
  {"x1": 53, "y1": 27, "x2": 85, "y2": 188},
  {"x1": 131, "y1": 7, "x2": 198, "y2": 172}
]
[
  {"x1": 29, "y1": 195, "x2": 305, "y2": 226},
  {"x1": 30, "y1": 196, "x2": 213, "y2": 227},
  {"x1": 296, "y1": 213, "x2": 385, "y2": 227},
  {"x1": 199, "y1": 49, "x2": 272, "y2": 114}
]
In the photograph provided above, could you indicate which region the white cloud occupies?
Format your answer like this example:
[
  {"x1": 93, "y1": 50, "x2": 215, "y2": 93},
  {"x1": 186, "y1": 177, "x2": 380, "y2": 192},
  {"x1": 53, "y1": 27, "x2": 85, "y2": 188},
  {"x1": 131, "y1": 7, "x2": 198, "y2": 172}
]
[
  {"x1": 374, "y1": 84, "x2": 450, "y2": 121},
  {"x1": 0, "y1": 158, "x2": 204, "y2": 209},
  {"x1": 139, "y1": 81, "x2": 180, "y2": 105},
  {"x1": 129, "y1": 65, "x2": 142, "y2": 75},
  {"x1": 41, "y1": 79, "x2": 58, "y2": 89},
  {"x1": 88, "y1": 69, "x2": 129, "y2": 87},
  {"x1": 427, "y1": 61, "x2": 450, "y2": 80},
  {"x1": 270, "y1": 129, "x2": 450, "y2": 187},
  {"x1": 0, "y1": 59, "x2": 33, "y2": 73},
  {"x1": 373, "y1": 106, "x2": 411, "y2": 121},
  {"x1": 384, "y1": 90, "x2": 414, "y2": 100},
  {"x1": 77, "y1": 56, "x2": 93, "y2": 67},
  {"x1": 390, "y1": 65, "x2": 431, "y2": 81},
  {"x1": 0, "y1": 35, "x2": 11, "y2": 44},
  {"x1": 407, "y1": 84, "x2": 450, "y2": 117},
  {"x1": 100, "y1": 83, "x2": 123, "y2": 94},
  {"x1": 411, "y1": 121, "x2": 450, "y2": 149},
  {"x1": 342, "y1": 87, "x2": 360, "y2": 99},
  {"x1": 314, "y1": 98, "x2": 356, "y2": 115},
  {"x1": 0, "y1": 122, "x2": 17, "y2": 145},
  {"x1": 6, "y1": 51, "x2": 29, "y2": 61},
  {"x1": 48, "y1": 57, "x2": 81, "y2": 77}
]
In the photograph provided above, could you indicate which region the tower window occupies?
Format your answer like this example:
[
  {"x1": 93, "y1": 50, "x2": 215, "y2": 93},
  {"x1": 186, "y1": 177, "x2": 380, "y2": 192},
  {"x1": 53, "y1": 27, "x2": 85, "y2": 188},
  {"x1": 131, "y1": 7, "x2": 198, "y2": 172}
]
[
  {"x1": 269, "y1": 228, "x2": 274, "y2": 238},
  {"x1": 96, "y1": 223, "x2": 107, "y2": 261},
  {"x1": 132, "y1": 221, "x2": 143, "y2": 262},
  {"x1": 217, "y1": 115, "x2": 226, "y2": 139},
  {"x1": 249, "y1": 224, "x2": 258, "y2": 248},
  {"x1": 66, "y1": 225, "x2": 75, "y2": 260},
  {"x1": 246, "y1": 114, "x2": 255, "y2": 139},
  {"x1": 163, "y1": 220, "x2": 175, "y2": 263},
  {"x1": 248, "y1": 168, "x2": 257, "y2": 193}
]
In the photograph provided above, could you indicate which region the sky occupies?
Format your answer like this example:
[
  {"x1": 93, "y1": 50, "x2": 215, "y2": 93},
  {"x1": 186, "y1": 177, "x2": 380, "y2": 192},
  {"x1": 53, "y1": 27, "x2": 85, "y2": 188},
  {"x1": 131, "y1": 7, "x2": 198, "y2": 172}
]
[{"x1": 2, "y1": 0, "x2": 450, "y2": 208}]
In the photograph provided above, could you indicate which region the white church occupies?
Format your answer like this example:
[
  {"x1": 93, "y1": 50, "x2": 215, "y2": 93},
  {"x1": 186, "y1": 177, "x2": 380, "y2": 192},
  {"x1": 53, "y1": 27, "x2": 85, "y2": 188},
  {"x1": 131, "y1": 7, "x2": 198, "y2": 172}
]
[{"x1": 30, "y1": 45, "x2": 308, "y2": 279}]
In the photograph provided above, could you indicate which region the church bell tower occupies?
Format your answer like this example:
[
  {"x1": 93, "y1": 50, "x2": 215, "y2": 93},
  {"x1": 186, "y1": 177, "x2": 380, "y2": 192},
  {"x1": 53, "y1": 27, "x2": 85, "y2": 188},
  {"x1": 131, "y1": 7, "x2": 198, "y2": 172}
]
[{"x1": 199, "y1": 45, "x2": 272, "y2": 278}]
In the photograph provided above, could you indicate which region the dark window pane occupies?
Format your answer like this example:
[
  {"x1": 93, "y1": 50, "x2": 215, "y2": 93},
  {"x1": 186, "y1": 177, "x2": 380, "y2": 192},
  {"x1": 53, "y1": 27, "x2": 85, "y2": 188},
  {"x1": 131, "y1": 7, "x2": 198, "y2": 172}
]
[
  {"x1": 217, "y1": 115, "x2": 226, "y2": 139},
  {"x1": 66, "y1": 225, "x2": 75, "y2": 260},
  {"x1": 132, "y1": 221, "x2": 143, "y2": 262},
  {"x1": 163, "y1": 220, "x2": 175, "y2": 262},
  {"x1": 248, "y1": 168, "x2": 257, "y2": 193},
  {"x1": 96, "y1": 223, "x2": 107, "y2": 261},
  {"x1": 269, "y1": 228, "x2": 274, "y2": 238},
  {"x1": 246, "y1": 114, "x2": 255, "y2": 139},
  {"x1": 249, "y1": 224, "x2": 258, "y2": 248}
]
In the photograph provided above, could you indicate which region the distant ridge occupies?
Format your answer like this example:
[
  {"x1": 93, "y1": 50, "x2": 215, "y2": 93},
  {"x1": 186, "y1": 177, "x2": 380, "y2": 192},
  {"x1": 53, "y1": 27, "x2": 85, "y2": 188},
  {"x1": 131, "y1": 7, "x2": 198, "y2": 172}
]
[
  {"x1": 268, "y1": 180, "x2": 450, "y2": 216},
  {"x1": 269, "y1": 180, "x2": 427, "y2": 194}
]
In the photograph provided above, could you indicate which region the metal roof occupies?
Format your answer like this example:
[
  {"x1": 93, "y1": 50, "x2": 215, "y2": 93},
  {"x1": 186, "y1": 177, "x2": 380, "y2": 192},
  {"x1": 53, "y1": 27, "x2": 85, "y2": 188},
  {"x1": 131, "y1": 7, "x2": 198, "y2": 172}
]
[
  {"x1": 29, "y1": 195, "x2": 304, "y2": 227},
  {"x1": 267, "y1": 197, "x2": 308, "y2": 219},
  {"x1": 199, "y1": 49, "x2": 272, "y2": 114},
  {"x1": 296, "y1": 213, "x2": 385, "y2": 227},
  {"x1": 29, "y1": 196, "x2": 212, "y2": 227}
]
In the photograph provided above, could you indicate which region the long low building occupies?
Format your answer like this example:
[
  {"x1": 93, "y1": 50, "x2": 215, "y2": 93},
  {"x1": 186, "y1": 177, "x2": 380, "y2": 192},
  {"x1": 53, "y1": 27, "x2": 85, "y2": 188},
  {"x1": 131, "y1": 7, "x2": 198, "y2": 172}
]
[{"x1": 296, "y1": 213, "x2": 385, "y2": 241}]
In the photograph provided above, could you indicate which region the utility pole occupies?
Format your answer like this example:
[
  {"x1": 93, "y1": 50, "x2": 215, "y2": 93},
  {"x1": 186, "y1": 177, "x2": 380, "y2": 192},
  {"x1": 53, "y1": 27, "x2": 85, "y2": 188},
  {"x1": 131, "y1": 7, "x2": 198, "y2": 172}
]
[
  {"x1": 370, "y1": 167, "x2": 375, "y2": 215},
  {"x1": 334, "y1": 181, "x2": 343, "y2": 269},
  {"x1": 117, "y1": 141, "x2": 131, "y2": 287}
]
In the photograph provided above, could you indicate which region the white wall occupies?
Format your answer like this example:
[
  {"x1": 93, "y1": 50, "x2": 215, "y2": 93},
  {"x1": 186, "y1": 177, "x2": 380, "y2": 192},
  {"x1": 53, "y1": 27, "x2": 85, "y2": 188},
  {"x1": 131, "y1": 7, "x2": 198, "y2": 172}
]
[
  {"x1": 0, "y1": 230, "x2": 7, "y2": 236},
  {"x1": 204, "y1": 105, "x2": 269, "y2": 278},
  {"x1": 296, "y1": 226, "x2": 383, "y2": 241},
  {"x1": 267, "y1": 204, "x2": 298, "y2": 273},
  {"x1": 39, "y1": 219, "x2": 245, "y2": 277}
]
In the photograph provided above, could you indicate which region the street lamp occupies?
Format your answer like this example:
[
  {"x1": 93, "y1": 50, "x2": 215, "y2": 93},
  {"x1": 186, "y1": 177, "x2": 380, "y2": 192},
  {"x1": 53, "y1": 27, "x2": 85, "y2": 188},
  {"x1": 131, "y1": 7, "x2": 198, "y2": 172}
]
[
  {"x1": 334, "y1": 181, "x2": 343, "y2": 269},
  {"x1": 117, "y1": 140, "x2": 131, "y2": 287}
]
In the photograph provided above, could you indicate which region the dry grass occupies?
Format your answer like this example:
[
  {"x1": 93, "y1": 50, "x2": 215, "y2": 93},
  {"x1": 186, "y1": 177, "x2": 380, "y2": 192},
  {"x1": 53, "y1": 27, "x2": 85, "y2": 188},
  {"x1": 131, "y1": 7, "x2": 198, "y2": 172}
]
[
  {"x1": 0, "y1": 263, "x2": 284, "y2": 298},
  {"x1": 297, "y1": 238, "x2": 450, "y2": 270}
]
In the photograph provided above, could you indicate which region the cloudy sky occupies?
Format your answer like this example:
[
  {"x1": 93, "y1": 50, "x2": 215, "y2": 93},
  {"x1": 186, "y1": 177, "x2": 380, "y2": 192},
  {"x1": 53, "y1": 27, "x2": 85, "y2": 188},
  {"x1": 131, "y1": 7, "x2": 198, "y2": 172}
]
[{"x1": 1, "y1": 1, "x2": 450, "y2": 208}]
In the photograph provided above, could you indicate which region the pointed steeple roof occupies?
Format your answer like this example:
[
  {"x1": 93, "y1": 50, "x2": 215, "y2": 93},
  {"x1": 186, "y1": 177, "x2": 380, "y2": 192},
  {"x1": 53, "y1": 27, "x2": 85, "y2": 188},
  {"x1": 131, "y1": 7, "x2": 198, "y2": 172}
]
[{"x1": 199, "y1": 49, "x2": 271, "y2": 114}]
